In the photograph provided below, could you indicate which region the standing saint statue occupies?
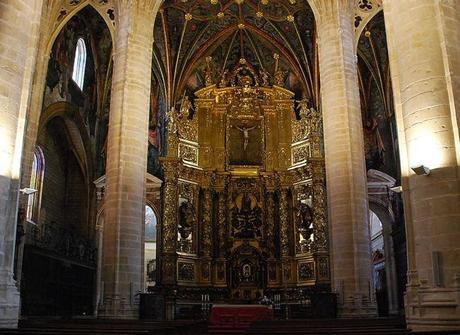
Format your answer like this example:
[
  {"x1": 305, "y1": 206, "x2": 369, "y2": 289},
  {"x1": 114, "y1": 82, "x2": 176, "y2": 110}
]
[{"x1": 235, "y1": 124, "x2": 257, "y2": 151}]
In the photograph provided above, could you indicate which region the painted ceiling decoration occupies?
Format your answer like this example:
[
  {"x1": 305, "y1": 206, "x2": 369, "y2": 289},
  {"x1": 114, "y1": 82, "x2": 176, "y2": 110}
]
[{"x1": 152, "y1": 0, "x2": 318, "y2": 110}]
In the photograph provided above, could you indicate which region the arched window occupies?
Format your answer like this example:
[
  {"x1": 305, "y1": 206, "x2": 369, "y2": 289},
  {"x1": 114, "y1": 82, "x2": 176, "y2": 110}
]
[
  {"x1": 145, "y1": 205, "x2": 157, "y2": 242},
  {"x1": 26, "y1": 147, "x2": 45, "y2": 223},
  {"x1": 145, "y1": 205, "x2": 157, "y2": 287},
  {"x1": 72, "y1": 38, "x2": 87, "y2": 90}
]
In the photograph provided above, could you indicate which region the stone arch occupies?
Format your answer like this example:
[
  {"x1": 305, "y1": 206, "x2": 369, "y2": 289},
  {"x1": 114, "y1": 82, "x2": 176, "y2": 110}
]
[
  {"x1": 21, "y1": 2, "x2": 114, "y2": 195},
  {"x1": 38, "y1": 102, "x2": 92, "y2": 182},
  {"x1": 354, "y1": 0, "x2": 384, "y2": 50},
  {"x1": 45, "y1": 1, "x2": 115, "y2": 57},
  {"x1": 367, "y1": 169, "x2": 400, "y2": 315}
]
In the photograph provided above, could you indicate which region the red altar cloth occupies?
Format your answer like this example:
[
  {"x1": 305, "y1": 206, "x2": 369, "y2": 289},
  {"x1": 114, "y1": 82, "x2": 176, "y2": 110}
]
[{"x1": 209, "y1": 304, "x2": 273, "y2": 329}]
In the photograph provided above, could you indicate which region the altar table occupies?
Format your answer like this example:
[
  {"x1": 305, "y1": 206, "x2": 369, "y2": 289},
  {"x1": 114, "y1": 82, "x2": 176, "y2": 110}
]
[{"x1": 209, "y1": 304, "x2": 273, "y2": 329}]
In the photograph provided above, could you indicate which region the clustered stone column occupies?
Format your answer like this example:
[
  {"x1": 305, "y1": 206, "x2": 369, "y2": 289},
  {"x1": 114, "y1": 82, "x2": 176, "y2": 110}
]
[
  {"x1": 313, "y1": 0, "x2": 375, "y2": 316},
  {"x1": 383, "y1": 0, "x2": 460, "y2": 330},
  {"x1": 0, "y1": 0, "x2": 43, "y2": 328},
  {"x1": 100, "y1": 0, "x2": 157, "y2": 318}
]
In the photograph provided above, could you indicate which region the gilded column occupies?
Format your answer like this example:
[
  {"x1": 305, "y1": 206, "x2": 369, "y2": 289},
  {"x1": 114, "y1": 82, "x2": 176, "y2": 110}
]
[
  {"x1": 313, "y1": 0, "x2": 375, "y2": 316},
  {"x1": 100, "y1": 0, "x2": 158, "y2": 318},
  {"x1": 310, "y1": 112, "x2": 326, "y2": 253},
  {"x1": 214, "y1": 174, "x2": 227, "y2": 285},
  {"x1": 217, "y1": 191, "x2": 227, "y2": 258},
  {"x1": 278, "y1": 173, "x2": 291, "y2": 284},
  {"x1": 266, "y1": 192, "x2": 276, "y2": 257},
  {"x1": 279, "y1": 188, "x2": 290, "y2": 258},
  {"x1": 383, "y1": 0, "x2": 460, "y2": 330},
  {"x1": 0, "y1": 0, "x2": 43, "y2": 328},
  {"x1": 200, "y1": 173, "x2": 213, "y2": 284},
  {"x1": 262, "y1": 174, "x2": 277, "y2": 259},
  {"x1": 311, "y1": 161, "x2": 327, "y2": 252},
  {"x1": 160, "y1": 158, "x2": 180, "y2": 286}
]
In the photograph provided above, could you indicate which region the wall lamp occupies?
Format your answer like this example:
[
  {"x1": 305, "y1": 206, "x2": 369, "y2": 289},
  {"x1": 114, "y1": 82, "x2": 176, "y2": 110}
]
[
  {"x1": 411, "y1": 165, "x2": 430, "y2": 176},
  {"x1": 19, "y1": 188, "x2": 38, "y2": 195},
  {"x1": 389, "y1": 186, "x2": 403, "y2": 193}
]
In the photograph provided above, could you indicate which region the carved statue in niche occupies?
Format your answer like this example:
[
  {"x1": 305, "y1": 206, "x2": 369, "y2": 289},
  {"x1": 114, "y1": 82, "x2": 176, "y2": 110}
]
[
  {"x1": 219, "y1": 69, "x2": 229, "y2": 88},
  {"x1": 274, "y1": 69, "x2": 287, "y2": 86},
  {"x1": 231, "y1": 192, "x2": 262, "y2": 239},
  {"x1": 177, "y1": 200, "x2": 195, "y2": 253},
  {"x1": 179, "y1": 95, "x2": 194, "y2": 118},
  {"x1": 166, "y1": 106, "x2": 179, "y2": 136},
  {"x1": 229, "y1": 244, "x2": 266, "y2": 301},
  {"x1": 297, "y1": 201, "x2": 314, "y2": 253},
  {"x1": 309, "y1": 106, "x2": 322, "y2": 133},
  {"x1": 204, "y1": 56, "x2": 215, "y2": 86},
  {"x1": 296, "y1": 98, "x2": 311, "y2": 120},
  {"x1": 259, "y1": 69, "x2": 270, "y2": 87}
]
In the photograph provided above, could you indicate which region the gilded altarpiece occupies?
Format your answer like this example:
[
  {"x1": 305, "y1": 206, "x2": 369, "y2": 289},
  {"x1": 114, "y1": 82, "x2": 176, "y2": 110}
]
[{"x1": 159, "y1": 67, "x2": 329, "y2": 303}]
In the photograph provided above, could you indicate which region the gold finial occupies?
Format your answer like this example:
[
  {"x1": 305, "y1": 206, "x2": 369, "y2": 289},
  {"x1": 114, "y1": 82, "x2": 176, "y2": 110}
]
[
  {"x1": 256, "y1": 11, "x2": 263, "y2": 18},
  {"x1": 217, "y1": 11, "x2": 224, "y2": 18},
  {"x1": 286, "y1": 14, "x2": 294, "y2": 22},
  {"x1": 185, "y1": 13, "x2": 193, "y2": 21}
]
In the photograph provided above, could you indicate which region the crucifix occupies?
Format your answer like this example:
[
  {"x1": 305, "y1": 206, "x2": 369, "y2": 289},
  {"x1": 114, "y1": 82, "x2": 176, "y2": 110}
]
[{"x1": 235, "y1": 125, "x2": 257, "y2": 151}]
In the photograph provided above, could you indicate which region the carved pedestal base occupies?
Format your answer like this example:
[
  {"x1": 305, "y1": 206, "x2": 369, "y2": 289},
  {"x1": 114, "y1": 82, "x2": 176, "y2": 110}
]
[
  {"x1": 338, "y1": 293, "x2": 377, "y2": 318},
  {"x1": 214, "y1": 259, "x2": 227, "y2": 286},
  {"x1": 0, "y1": 270, "x2": 19, "y2": 328},
  {"x1": 98, "y1": 294, "x2": 138, "y2": 319},
  {"x1": 405, "y1": 276, "x2": 460, "y2": 331}
]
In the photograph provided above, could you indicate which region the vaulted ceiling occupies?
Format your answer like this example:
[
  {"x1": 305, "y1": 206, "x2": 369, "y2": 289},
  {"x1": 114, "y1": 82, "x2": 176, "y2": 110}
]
[{"x1": 152, "y1": 0, "x2": 318, "y2": 108}]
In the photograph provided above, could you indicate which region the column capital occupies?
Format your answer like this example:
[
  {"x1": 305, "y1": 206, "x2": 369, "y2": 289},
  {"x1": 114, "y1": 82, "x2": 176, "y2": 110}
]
[
  {"x1": 311, "y1": 0, "x2": 354, "y2": 25},
  {"x1": 116, "y1": 0, "x2": 161, "y2": 17}
]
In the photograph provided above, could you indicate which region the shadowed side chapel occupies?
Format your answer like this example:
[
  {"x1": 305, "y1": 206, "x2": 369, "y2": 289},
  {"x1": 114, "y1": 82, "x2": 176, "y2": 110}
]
[{"x1": 0, "y1": 0, "x2": 459, "y2": 334}]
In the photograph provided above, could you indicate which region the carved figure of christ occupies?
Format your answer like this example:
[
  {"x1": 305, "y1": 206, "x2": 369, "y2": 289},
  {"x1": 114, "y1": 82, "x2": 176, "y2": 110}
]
[{"x1": 235, "y1": 125, "x2": 257, "y2": 151}]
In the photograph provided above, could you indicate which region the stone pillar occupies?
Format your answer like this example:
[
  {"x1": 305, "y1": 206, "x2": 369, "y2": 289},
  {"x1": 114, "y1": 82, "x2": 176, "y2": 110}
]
[
  {"x1": 383, "y1": 0, "x2": 460, "y2": 330},
  {"x1": 100, "y1": 0, "x2": 157, "y2": 318},
  {"x1": 0, "y1": 0, "x2": 43, "y2": 328},
  {"x1": 314, "y1": 0, "x2": 376, "y2": 316},
  {"x1": 160, "y1": 158, "x2": 179, "y2": 286}
]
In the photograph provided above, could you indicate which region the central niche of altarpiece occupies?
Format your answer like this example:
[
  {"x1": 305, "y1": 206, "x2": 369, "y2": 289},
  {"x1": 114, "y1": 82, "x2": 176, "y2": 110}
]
[{"x1": 159, "y1": 64, "x2": 329, "y2": 302}]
